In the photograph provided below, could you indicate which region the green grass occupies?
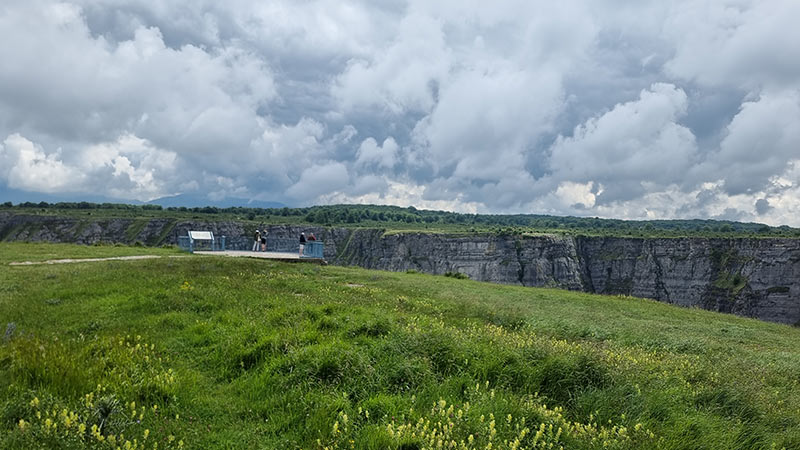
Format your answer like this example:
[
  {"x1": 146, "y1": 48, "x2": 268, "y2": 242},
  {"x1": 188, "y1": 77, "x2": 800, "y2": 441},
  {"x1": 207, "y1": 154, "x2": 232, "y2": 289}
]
[
  {"x1": 1, "y1": 243, "x2": 799, "y2": 449},
  {"x1": 0, "y1": 242, "x2": 181, "y2": 265},
  {"x1": 124, "y1": 218, "x2": 150, "y2": 243}
]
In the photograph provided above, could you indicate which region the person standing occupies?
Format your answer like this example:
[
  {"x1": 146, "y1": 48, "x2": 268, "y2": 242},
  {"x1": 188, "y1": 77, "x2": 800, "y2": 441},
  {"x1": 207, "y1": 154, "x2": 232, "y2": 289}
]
[
  {"x1": 260, "y1": 229, "x2": 267, "y2": 252},
  {"x1": 252, "y1": 229, "x2": 261, "y2": 252},
  {"x1": 299, "y1": 232, "x2": 306, "y2": 257}
]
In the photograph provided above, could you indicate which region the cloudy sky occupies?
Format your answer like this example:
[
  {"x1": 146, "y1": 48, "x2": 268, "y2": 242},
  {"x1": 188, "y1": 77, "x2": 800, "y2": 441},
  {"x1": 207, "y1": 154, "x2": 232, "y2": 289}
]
[{"x1": 1, "y1": 1, "x2": 799, "y2": 225}]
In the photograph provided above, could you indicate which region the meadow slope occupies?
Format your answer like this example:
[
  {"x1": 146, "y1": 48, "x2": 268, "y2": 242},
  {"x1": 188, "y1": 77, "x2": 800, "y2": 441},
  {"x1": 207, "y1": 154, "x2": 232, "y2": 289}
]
[{"x1": 1, "y1": 243, "x2": 799, "y2": 449}]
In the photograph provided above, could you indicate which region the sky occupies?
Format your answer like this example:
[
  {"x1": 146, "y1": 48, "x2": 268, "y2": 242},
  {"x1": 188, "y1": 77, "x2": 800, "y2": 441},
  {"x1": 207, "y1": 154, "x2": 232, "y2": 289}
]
[{"x1": 0, "y1": 1, "x2": 799, "y2": 226}]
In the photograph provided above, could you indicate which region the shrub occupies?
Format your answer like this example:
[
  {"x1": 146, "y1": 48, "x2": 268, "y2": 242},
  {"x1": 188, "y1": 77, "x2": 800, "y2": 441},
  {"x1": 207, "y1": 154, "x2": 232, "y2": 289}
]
[{"x1": 444, "y1": 271, "x2": 469, "y2": 280}]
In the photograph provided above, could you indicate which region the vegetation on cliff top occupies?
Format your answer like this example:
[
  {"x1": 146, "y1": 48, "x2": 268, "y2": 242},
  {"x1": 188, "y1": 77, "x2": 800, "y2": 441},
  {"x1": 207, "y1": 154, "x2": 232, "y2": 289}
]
[
  {"x1": 1, "y1": 242, "x2": 799, "y2": 449},
  {"x1": 2, "y1": 201, "x2": 799, "y2": 239}
]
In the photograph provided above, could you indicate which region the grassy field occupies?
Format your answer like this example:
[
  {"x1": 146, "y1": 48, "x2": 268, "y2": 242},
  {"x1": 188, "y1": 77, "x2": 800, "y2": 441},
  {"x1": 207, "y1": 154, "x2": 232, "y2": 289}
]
[
  {"x1": 1, "y1": 243, "x2": 799, "y2": 449},
  {"x1": 0, "y1": 242, "x2": 182, "y2": 265}
]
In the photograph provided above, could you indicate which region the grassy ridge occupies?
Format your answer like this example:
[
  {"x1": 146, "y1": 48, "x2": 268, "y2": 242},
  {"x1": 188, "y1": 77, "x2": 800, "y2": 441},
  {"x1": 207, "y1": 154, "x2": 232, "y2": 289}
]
[{"x1": 1, "y1": 243, "x2": 799, "y2": 449}]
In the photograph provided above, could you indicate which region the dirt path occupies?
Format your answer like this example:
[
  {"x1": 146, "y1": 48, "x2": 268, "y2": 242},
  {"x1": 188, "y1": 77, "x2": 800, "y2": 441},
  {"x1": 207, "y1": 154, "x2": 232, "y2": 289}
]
[
  {"x1": 9, "y1": 251, "x2": 322, "y2": 266},
  {"x1": 8, "y1": 255, "x2": 172, "y2": 266}
]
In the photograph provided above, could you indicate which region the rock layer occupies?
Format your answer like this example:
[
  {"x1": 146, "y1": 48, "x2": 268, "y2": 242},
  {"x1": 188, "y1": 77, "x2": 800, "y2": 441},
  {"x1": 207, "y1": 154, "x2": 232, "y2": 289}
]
[{"x1": 1, "y1": 212, "x2": 798, "y2": 324}]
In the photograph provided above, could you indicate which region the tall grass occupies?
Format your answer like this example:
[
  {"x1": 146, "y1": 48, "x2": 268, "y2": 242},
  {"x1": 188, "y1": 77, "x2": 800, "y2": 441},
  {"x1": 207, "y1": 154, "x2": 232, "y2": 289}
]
[{"x1": 1, "y1": 243, "x2": 799, "y2": 449}]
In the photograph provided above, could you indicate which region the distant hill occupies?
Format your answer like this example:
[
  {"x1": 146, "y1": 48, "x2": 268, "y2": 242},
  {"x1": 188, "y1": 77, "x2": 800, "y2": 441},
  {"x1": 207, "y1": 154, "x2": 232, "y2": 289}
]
[
  {"x1": 0, "y1": 186, "x2": 143, "y2": 206},
  {"x1": 0, "y1": 186, "x2": 285, "y2": 210}
]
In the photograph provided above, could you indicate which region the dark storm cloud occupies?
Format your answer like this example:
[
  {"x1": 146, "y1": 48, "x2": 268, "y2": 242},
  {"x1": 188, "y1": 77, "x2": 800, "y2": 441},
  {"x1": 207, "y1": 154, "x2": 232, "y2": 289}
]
[{"x1": 0, "y1": 0, "x2": 799, "y2": 225}]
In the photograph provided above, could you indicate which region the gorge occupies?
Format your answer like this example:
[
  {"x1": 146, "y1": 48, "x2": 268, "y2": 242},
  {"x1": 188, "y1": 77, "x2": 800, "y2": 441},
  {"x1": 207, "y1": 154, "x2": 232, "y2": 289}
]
[{"x1": 2, "y1": 212, "x2": 798, "y2": 325}]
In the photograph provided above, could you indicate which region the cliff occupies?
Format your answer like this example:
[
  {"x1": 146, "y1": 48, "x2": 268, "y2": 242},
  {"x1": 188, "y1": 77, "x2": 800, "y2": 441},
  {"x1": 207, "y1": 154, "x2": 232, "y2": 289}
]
[{"x1": 1, "y1": 212, "x2": 798, "y2": 325}]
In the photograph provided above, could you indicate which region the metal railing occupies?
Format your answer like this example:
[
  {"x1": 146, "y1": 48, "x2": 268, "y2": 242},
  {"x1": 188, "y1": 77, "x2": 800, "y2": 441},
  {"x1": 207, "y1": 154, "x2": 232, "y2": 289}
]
[
  {"x1": 178, "y1": 235, "x2": 226, "y2": 253},
  {"x1": 190, "y1": 237, "x2": 325, "y2": 259},
  {"x1": 303, "y1": 241, "x2": 324, "y2": 258}
]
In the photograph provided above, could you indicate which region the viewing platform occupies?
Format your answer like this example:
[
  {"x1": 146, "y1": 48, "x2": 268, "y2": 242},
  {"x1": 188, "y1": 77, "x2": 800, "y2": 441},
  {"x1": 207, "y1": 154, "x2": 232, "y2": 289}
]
[
  {"x1": 193, "y1": 250, "x2": 326, "y2": 264},
  {"x1": 179, "y1": 231, "x2": 326, "y2": 263}
]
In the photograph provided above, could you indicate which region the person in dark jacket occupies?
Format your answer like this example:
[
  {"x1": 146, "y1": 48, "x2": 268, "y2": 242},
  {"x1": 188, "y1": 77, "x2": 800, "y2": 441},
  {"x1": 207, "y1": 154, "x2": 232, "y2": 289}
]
[
  {"x1": 252, "y1": 230, "x2": 260, "y2": 252},
  {"x1": 299, "y1": 232, "x2": 306, "y2": 257}
]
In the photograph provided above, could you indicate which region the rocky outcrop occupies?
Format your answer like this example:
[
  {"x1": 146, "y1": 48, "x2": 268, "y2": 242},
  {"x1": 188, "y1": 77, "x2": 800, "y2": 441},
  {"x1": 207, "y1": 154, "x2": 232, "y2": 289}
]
[
  {"x1": 575, "y1": 237, "x2": 800, "y2": 324},
  {"x1": 325, "y1": 230, "x2": 800, "y2": 324},
  {"x1": 1, "y1": 212, "x2": 798, "y2": 324},
  {"x1": 329, "y1": 230, "x2": 585, "y2": 291}
]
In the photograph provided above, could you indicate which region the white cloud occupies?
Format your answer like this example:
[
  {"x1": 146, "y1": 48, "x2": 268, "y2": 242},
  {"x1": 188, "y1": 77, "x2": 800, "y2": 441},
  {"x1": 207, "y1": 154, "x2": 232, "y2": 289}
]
[
  {"x1": 705, "y1": 89, "x2": 800, "y2": 195},
  {"x1": 286, "y1": 161, "x2": 349, "y2": 201},
  {"x1": 348, "y1": 174, "x2": 389, "y2": 197},
  {"x1": 0, "y1": 1, "x2": 799, "y2": 226},
  {"x1": 0, "y1": 2, "x2": 276, "y2": 160},
  {"x1": 664, "y1": 0, "x2": 800, "y2": 91},
  {"x1": 416, "y1": 67, "x2": 563, "y2": 171},
  {"x1": 547, "y1": 83, "x2": 698, "y2": 202},
  {"x1": 761, "y1": 160, "x2": 800, "y2": 226},
  {"x1": 0, "y1": 133, "x2": 177, "y2": 200},
  {"x1": 319, "y1": 179, "x2": 481, "y2": 214},
  {"x1": 249, "y1": 118, "x2": 327, "y2": 184},
  {"x1": 355, "y1": 137, "x2": 398, "y2": 170},
  {"x1": 333, "y1": 13, "x2": 450, "y2": 114},
  {"x1": 0, "y1": 134, "x2": 81, "y2": 193},
  {"x1": 555, "y1": 182, "x2": 597, "y2": 209},
  {"x1": 79, "y1": 134, "x2": 178, "y2": 200}
]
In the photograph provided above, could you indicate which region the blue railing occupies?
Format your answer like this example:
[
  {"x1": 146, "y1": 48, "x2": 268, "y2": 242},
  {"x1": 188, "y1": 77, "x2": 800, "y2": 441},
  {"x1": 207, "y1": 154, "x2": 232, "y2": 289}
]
[
  {"x1": 178, "y1": 235, "x2": 226, "y2": 253},
  {"x1": 303, "y1": 241, "x2": 324, "y2": 258},
  {"x1": 258, "y1": 238, "x2": 324, "y2": 258},
  {"x1": 178, "y1": 236, "x2": 190, "y2": 252},
  {"x1": 182, "y1": 236, "x2": 324, "y2": 259},
  {"x1": 264, "y1": 238, "x2": 299, "y2": 253}
]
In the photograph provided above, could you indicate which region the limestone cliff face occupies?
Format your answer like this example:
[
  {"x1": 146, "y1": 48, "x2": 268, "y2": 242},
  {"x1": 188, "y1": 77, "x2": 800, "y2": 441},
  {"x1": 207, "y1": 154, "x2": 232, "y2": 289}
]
[
  {"x1": 328, "y1": 231, "x2": 799, "y2": 325},
  {"x1": 1, "y1": 212, "x2": 798, "y2": 324},
  {"x1": 575, "y1": 237, "x2": 800, "y2": 325},
  {"x1": 0, "y1": 213, "x2": 247, "y2": 246},
  {"x1": 328, "y1": 230, "x2": 585, "y2": 291}
]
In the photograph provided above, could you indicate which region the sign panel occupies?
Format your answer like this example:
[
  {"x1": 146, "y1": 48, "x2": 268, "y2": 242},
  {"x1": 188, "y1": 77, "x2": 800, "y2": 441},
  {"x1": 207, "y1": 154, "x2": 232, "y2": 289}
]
[{"x1": 189, "y1": 231, "x2": 214, "y2": 240}]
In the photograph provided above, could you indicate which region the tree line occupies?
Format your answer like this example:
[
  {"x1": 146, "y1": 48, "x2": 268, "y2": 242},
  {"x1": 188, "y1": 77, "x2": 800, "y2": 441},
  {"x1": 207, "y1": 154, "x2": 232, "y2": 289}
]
[{"x1": 2, "y1": 201, "x2": 798, "y2": 237}]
